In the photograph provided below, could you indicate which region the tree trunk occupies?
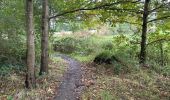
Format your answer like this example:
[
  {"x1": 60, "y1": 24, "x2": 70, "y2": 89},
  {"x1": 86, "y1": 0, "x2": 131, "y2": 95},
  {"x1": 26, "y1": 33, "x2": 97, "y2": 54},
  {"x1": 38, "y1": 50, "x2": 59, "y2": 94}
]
[
  {"x1": 25, "y1": 0, "x2": 36, "y2": 88},
  {"x1": 139, "y1": 0, "x2": 150, "y2": 65},
  {"x1": 40, "y1": 0, "x2": 49, "y2": 75},
  {"x1": 159, "y1": 42, "x2": 164, "y2": 66}
]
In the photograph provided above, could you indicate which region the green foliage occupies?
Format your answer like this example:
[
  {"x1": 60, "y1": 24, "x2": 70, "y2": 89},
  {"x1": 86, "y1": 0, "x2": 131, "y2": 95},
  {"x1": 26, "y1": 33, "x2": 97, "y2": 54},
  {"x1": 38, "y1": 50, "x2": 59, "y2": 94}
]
[
  {"x1": 93, "y1": 50, "x2": 113, "y2": 64},
  {"x1": 147, "y1": 31, "x2": 170, "y2": 65},
  {"x1": 113, "y1": 63, "x2": 124, "y2": 75},
  {"x1": 53, "y1": 35, "x2": 113, "y2": 55},
  {"x1": 7, "y1": 95, "x2": 13, "y2": 100},
  {"x1": 102, "y1": 40, "x2": 113, "y2": 50},
  {"x1": 0, "y1": 36, "x2": 26, "y2": 64},
  {"x1": 93, "y1": 50, "x2": 138, "y2": 75},
  {"x1": 150, "y1": 63, "x2": 170, "y2": 77},
  {"x1": 0, "y1": 64, "x2": 13, "y2": 76},
  {"x1": 161, "y1": 66, "x2": 170, "y2": 76},
  {"x1": 54, "y1": 37, "x2": 78, "y2": 54},
  {"x1": 55, "y1": 32, "x2": 170, "y2": 76},
  {"x1": 0, "y1": 0, "x2": 42, "y2": 68},
  {"x1": 0, "y1": 64, "x2": 25, "y2": 76},
  {"x1": 113, "y1": 34, "x2": 137, "y2": 55}
]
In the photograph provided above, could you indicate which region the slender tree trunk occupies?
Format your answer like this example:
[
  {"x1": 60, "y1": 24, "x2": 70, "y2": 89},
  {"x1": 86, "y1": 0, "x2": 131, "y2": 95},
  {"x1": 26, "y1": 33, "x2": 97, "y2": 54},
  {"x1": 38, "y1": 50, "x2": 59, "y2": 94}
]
[
  {"x1": 40, "y1": 0, "x2": 49, "y2": 75},
  {"x1": 25, "y1": 0, "x2": 36, "y2": 88},
  {"x1": 139, "y1": 0, "x2": 150, "y2": 65},
  {"x1": 159, "y1": 42, "x2": 164, "y2": 66}
]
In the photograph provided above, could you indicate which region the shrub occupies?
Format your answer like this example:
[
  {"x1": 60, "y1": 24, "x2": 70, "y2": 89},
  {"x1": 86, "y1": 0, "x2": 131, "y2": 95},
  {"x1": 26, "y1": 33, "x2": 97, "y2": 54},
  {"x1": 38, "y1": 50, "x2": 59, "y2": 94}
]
[
  {"x1": 0, "y1": 63, "x2": 25, "y2": 76},
  {"x1": 102, "y1": 41, "x2": 113, "y2": 50},
  {"x1": 94, "y1": 50, "x2": 139, "y2": 75},
  {"x1": 161, "y1": 65, "x2": 170, "y2": 76},
  {"x1": 93, "y1": 51, "x2": 113, "y2": 64},
  {"x1": 53, "y1": 37, "x2": 78, "y2": 54},
  {"x1": 53, "y1": 36, "x2": 104, "y2": 55}
]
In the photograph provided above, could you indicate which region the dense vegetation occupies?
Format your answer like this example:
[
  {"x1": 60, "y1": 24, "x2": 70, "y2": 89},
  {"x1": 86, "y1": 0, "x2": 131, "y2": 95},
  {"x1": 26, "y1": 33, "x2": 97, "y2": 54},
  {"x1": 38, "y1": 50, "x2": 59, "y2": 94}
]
[{"x1": 0, "y1": 0, "x2": 170, "y2": 99}]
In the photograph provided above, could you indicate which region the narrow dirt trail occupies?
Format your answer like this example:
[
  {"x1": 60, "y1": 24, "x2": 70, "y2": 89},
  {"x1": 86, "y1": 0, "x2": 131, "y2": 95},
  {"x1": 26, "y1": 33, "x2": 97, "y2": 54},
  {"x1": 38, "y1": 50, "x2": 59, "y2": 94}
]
[{"x1": 53, "y1": 54, "x2": 84, "y2": 100}]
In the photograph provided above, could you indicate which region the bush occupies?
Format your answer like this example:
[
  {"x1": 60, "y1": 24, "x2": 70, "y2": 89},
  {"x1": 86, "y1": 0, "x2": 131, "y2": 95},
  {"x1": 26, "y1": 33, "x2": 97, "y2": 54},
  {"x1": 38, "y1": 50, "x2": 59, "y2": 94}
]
[
  {"x1": 94, "y1": 50, "x2": 139, "y2": 75},
  {"x1": 0, "y1": 39, "x2": 26, "y2": 64},
  {"x1": 0, "y1": 64, "x2": 13, "y2": 76},
  {"x1": 0, "y1": 63, "x2": 25, "y2": 76},
  {"x1": 102, "y1": 41, "x2": 113, "y2": 50},
  {"x1": 53, "y1": 36, "x2": 104, "y2": 55},
  {"x1": 150, "y1": 63, "x2": 170, "y2": 76},
  {"x1": 53, "y1": 37, "x2": 78, "y2": 54},
  {"x1": 93, "y1": 51, "x2": 113, "y2": 64},
  {"x1": 161, "y1": 66, "x2": 170, "y2": 76}
]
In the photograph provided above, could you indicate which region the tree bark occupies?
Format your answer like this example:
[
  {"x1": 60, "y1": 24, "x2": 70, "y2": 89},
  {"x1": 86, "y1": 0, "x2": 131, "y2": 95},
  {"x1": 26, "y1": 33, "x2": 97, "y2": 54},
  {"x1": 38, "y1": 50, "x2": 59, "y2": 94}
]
[
  {"x1": 139, "y1": 0, "x2": 150, "y2": 65},
  {"x1": 25, "y1": 0, "x2": 36, "y2": 88},
  {"x1": 40, "y1": 0, "x2": 49, "y2": 75}
]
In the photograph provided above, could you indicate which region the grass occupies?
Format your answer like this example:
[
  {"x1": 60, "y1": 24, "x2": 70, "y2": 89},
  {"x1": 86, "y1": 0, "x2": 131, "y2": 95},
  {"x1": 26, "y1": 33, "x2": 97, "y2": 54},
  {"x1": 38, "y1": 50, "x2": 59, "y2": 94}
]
[
  {"x1": 72, "y1": 54, "x2": 95, "y2": 62},
  {"x1": 0, "y1": 56, "x2": 68, "y2": 100}
]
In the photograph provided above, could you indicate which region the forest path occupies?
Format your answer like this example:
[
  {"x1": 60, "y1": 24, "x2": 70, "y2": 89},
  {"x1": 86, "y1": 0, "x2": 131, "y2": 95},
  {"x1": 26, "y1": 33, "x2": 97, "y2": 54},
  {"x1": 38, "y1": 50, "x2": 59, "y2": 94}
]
[{"x1": 53, "y1": 54, "x2": 85, "y2": 100}]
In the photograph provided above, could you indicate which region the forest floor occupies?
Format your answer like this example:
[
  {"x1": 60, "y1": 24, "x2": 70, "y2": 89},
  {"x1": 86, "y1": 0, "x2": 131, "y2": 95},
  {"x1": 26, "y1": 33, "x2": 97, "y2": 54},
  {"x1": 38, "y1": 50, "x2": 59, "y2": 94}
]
[
  {"x1": 52, "y1": 54, "x2": 170, "y2": 100},
  {"x1": 0, "y1": 56, "x2": 68, "y2": 100},
  {"x1": 0, "y1": 54, "x2": 170, "y2": 100},
  {"x1": 81, "y1": 62, "x2": 170, "y2": 100}
]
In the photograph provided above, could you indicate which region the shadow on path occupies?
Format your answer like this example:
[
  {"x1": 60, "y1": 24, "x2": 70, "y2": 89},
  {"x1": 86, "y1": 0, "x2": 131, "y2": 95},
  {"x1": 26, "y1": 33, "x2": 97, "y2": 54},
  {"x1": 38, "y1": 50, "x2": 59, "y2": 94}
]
[{"x1": 53, "y1": 54, "x2": 84, "y2": 100}]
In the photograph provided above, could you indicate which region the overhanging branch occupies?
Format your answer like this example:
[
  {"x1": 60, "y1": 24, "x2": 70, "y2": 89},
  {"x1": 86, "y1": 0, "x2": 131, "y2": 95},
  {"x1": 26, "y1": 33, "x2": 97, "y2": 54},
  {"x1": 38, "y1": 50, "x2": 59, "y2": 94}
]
[
  {"x1": 105, "y1": 7, "x2": 143, "y2": 14},
  {"x1": 147, "y1": 15, "x2": 170, "y2": 23},
  {"x1": 49, "y1": 0, "x2": 140, "y2": 19},
  {"x1": 147, "y1": 38, "x2": 170, "y2": 46},
  {"x1": 112, "y1": 20, "x2": 142, "y2": 25}
]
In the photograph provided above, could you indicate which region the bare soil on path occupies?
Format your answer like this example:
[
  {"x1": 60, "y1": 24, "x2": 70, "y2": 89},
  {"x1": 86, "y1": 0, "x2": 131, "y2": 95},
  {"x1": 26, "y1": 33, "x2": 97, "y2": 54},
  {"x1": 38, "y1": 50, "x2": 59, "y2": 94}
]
[{"x1": 53, "y1": 54, "x2": 85, "y2": 100}]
